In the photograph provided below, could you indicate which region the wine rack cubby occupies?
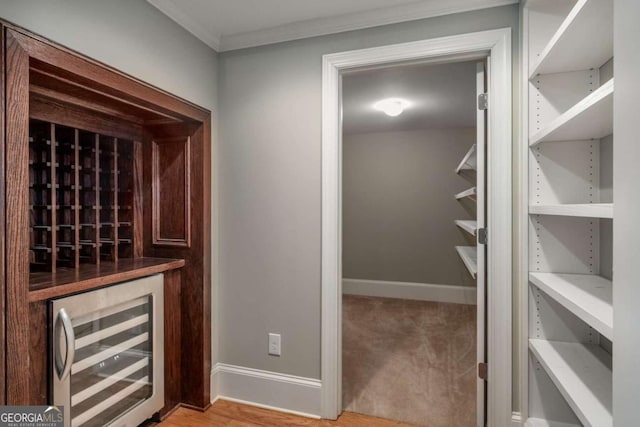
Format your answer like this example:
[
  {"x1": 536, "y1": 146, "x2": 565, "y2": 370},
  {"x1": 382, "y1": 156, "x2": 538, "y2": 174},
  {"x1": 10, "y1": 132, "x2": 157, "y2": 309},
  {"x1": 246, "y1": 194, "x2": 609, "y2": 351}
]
[{"x1": 29, "y1": 119, "x2": 136, "y2": 273}]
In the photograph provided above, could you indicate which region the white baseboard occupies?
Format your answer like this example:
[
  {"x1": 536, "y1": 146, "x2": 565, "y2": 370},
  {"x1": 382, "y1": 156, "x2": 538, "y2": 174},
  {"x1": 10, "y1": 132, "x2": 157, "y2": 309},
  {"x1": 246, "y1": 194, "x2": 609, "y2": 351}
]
[
  {"x1": 210, "y1": 363, "x2": 322, "y2": 418},
  {"x1": 342, "y1": 278, "x2": 476, "y2": 304},
  {"x1": 524, "y1": 418, "x2": 580, "y2": 427}
]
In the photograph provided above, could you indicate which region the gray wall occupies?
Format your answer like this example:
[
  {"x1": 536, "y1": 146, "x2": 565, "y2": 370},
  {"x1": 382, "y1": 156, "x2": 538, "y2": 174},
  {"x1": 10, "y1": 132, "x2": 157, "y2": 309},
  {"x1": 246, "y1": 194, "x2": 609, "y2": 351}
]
[
  {"x1": 0, "y1": 0, "x2": 522, "y2": 412},
  {"x1": 218, "y1": 4, "x2": 519, "y2": 380},
  {"x1": 343, "y1": 129, "x2": 476, "y2": 286},
  {"x1": 613, "y1": 0, "x2": 640, "y2": 425},
  {"x1": 0, "y1": 0, "x2": 220, "y2": 362},
  {"x1": 0, "y1": 0, "x2": 217, "y2": 112}
]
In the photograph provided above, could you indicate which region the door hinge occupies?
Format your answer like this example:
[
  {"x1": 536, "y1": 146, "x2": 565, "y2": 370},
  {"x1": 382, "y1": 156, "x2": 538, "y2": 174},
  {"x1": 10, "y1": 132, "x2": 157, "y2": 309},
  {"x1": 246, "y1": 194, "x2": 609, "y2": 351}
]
[
  {"x1": 478, "y1": 93, "x2": 488, "y2": 110},
  {"x1": 478, "y1": 362, "x2": 488, "y2": 381},
  {"x1": 477, "y1": 228, "x2": 488, "y2": 245}
]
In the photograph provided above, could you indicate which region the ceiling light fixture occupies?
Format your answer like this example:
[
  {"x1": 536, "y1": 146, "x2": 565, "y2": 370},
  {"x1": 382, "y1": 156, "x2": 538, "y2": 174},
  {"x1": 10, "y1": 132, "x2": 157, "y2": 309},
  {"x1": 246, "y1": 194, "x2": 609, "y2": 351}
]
[{"x1": 373, "y1": 98, "x2": 410, "y2": 117}]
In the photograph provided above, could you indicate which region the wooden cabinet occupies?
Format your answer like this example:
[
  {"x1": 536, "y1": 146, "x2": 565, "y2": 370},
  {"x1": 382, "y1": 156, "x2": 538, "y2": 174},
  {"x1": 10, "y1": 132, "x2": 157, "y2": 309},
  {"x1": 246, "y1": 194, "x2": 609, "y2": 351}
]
[{"x1": 1, "y1": 23, "x2": 212, "y2": 416}]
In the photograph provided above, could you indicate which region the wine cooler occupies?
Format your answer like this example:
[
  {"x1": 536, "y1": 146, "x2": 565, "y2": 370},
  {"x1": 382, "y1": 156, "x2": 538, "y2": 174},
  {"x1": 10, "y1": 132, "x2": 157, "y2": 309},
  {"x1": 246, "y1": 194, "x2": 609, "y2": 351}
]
[{"x1": 51, "y1": 274, "x2": 164, "y2": 427}]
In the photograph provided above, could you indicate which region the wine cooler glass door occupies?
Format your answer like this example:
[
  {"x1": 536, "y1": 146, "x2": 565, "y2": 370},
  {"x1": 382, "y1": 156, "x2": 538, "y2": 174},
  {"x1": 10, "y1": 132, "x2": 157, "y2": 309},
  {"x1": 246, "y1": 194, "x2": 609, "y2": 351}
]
[{"x1": 51, "y1": 274, "x2": 164, "y2": 427}]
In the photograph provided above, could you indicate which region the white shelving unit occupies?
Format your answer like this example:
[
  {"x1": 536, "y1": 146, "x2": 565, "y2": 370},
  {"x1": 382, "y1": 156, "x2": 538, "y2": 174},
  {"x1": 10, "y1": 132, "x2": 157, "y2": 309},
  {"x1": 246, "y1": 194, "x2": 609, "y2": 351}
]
[
  {"x1": 529, "y1": 272, "x2": 612, "y2": 340},
  {"x1": 529, "y1": 203, "x2": 613, "y2": 219},
  {"x1": 454, "y1": 140, "x2": 479, "y2": 281},
  {"x1": 454, "y1": 187, "x2": 476, "y2": 200},
  {"x1": 529, "y1": 0, "x2": 613, "y2": 78},
  {"x1": 524, "y1": 0, "x2": 614, "y2": 425},
  {"x1": 455, "y1": 144, "x2": 476, "y2": 173},
  {"x1": 454, "y1": 220, "x2": 477, "y2": 236},
  {"x1": 529, "y1": 340, "x2": 612, "y2": 427},
  {"x1": 454, "y1": 135, "x2": 479, "y2": 279},
  {"x1": 530, "y1": 79, "x2": 613, "y2": 146},
  {"x1": 455, "y1": 246, "x2": 477, "y2": 279}
]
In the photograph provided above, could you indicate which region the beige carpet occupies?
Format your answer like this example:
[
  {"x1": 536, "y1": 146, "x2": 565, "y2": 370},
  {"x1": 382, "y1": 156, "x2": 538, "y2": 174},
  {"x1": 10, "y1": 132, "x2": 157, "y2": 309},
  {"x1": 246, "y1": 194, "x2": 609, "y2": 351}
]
[{"x1": 342, "y1": 295, "x2": 476, "y2": 427}]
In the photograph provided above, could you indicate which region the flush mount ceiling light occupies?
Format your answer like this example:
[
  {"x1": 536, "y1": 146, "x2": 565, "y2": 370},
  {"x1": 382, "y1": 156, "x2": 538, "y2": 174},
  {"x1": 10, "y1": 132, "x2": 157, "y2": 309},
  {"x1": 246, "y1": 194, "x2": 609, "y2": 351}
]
[{"x1": 373, "y1": 98, "x2": 410, "y2": 117}]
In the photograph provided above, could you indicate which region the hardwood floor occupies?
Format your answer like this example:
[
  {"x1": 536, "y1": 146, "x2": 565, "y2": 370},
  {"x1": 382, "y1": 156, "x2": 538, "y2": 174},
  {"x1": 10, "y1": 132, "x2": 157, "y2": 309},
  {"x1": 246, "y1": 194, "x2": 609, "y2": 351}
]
[{"x1": 157, "y1": 400, "x2": 421, "y2": 427}]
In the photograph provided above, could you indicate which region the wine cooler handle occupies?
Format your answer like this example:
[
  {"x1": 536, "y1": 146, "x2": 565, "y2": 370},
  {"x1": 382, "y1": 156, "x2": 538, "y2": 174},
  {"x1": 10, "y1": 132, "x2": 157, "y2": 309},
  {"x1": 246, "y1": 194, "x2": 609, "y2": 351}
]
[{"x1": 56, "y1": 308, "x2": 75, "y2": 381}]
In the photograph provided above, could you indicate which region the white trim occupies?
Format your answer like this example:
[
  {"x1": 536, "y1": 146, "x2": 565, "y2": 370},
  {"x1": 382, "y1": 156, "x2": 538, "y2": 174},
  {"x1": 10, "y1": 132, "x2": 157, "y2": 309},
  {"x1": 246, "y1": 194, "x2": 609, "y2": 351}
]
[
  {"x1": 343, "y1": 278, "x2": 477, "y2": 305},
  {"x1": 221, "y1": 0, "x2": 518, "y2": 52},
  {"x1": 518, "y1": 4, "x2": 530, "y2": 422},
  {"x1": 524, "y1": 418, "x2": 580, "y2": 427},
  {"x1": 148, "y1": 0, "x2": 518, "y2": 52},
  {"x1": 322, "y1": 28, "x2": 513, "y2": 424},
  {"x1": 147, "y1": 0, "x2": 222, "y2": 50},
  {"x1": 210, "y1": 363, "x2": 322, "y2": 418}
]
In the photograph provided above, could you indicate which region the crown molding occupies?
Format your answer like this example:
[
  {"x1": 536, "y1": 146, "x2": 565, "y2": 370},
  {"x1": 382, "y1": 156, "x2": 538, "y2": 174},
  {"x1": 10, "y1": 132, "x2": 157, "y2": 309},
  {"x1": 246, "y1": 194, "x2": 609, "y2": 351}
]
[
  {"x1": 147, "y1": 0, "x2": 222, "y2": 51},
  {"x1": 148, "y1": 0, "x2": 518, "y2": 53},
  {"x1": 221, "y1": 0, "x2": 517, "y2": 51}
]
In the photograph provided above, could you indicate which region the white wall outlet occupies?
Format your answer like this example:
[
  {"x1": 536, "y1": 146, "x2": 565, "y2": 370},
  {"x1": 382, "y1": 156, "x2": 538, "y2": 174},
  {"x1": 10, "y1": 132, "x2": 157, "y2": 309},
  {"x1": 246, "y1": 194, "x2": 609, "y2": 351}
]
[{"x1": 268, "y1": 333, "x2": 281, "y2": 356}]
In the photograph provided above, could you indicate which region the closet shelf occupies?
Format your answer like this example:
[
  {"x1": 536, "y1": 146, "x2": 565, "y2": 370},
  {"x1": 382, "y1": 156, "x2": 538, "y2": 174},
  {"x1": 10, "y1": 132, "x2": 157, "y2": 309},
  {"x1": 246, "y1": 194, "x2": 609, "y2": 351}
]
[
  {"x1": 530, "y1": 79, "x2": 613, "y2": 146},
  {"x1": 529, "y1": 203, "x2": 613, "y2": 219},
  {"x1": 529, "y1": 339, "x2": 612, "y2": 427},
  {"x1": 529, "y1": 272, "x2": 612, "y2": 340},
  {"x1": 455, "y1": 246, "x2": 477, "y2": 279},
  {"x1": 455, "y1": 144, "x2": 476, "y2": 173},
  {"x1": 525, "y1": 418, "x2": 579, "y2": 427},
  {"x1": 455, "y1": 187, "x2": 476, "y2": 200},
  {"x1": 529, "y1": 0, "x2": 613, "y2": 78},
  {"x1": 455, "y1": 220, "x2": 477, "y2": 236}
]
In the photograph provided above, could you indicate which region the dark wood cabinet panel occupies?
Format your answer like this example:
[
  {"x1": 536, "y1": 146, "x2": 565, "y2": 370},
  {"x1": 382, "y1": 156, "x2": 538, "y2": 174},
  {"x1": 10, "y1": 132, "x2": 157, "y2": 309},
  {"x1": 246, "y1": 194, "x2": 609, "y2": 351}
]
[
  {"x1": 5, "y1": 27, "x2": 32, "y2": 405},
  {"x1": 0, "y1": 23, "x2": 6, "y2": 406},
  {"x1": 160, "y1": 268, "x2": 182, "y2": 419},
  {"x1": 144, "y1": 122, "x2": 211, "y2": 409},
  {"x1": 28, "y1": 301, "x2": 48, "y2": 405},
  {"x1": 182, "y1": 123, "x2": 211, "y2": 409},
  {"x1": 2, "y1": 23, "x2": 212, "y2": 413},
  {"x1": 152, "y1": 137, "x2": 191, "y2": 247}
]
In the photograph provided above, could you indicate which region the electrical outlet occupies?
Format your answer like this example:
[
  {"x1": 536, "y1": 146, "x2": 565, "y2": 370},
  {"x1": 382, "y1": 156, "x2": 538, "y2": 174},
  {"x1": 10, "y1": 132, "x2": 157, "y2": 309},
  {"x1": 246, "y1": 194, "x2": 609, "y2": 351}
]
[{"x1": 268, "y1": 333, "x2": 281, "y2": 356}]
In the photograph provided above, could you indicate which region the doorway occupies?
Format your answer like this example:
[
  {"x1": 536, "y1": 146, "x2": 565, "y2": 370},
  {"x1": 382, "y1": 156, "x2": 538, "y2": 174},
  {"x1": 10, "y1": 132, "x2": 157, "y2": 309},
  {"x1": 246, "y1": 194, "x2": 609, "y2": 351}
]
[
  {"x1": 321, "y1": 29, "x2": 513, "y2": 427},
  {"x1": 340, "y1": 58, "x2": 484, "y2": 426}
]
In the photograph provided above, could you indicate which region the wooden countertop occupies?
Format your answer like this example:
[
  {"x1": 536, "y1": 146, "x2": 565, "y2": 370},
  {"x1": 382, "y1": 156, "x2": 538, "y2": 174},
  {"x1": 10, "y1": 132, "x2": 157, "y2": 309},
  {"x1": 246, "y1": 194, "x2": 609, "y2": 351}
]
[{"x1": 29, "y1": 257, "x2": 185, "y2": 301}]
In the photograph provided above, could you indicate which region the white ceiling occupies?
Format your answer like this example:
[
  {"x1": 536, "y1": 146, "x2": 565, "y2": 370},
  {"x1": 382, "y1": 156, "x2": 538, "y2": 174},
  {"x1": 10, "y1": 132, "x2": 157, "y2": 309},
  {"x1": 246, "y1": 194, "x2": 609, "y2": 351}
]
[
  {"x1": 342, "y1": 60, "x2": 478, "y2": 135},
  {"x1": 147, "y1": 0, "x2": 518, "y2": 51}
]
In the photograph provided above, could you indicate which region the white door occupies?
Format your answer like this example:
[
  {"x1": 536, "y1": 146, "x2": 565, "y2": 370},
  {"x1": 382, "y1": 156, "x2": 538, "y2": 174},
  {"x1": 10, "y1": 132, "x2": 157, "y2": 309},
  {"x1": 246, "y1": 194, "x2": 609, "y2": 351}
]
[{"x1": 475, "y1": 61, "x2": 487, "y2": 427}]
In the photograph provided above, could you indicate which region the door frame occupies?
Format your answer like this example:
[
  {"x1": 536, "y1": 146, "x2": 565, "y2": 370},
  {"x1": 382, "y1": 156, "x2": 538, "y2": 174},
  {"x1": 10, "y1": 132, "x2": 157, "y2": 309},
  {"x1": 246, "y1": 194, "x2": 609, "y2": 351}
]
[{"x1": 321, "y1": 28, "x2": 513, "y2": 425}]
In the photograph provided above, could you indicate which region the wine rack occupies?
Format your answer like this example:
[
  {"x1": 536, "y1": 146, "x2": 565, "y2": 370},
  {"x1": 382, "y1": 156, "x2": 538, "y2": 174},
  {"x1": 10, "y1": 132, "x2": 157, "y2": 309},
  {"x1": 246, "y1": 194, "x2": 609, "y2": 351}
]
[{"x1": 29, "y1": 119, "x2": 135, "y2": 273}]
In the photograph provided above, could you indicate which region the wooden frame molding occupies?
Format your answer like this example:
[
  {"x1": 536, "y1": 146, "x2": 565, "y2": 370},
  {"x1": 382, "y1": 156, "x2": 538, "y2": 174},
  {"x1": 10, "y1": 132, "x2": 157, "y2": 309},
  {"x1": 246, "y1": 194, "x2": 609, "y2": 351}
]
[
  {"x1": 0, "y1": 23, "x2": 7, "y2": 406},
  {"x1": 321, "y1": 28, "x2": 513, "y2": 425},
  {"x1": 5, "y1": 29, "x2": 206, "y2": 122},
  {"x1": 152, "y1": 136, "x2": 192, "y2": 248},
  {"x1": 4, "y1": 27, "x2": 32, "y2": 405}
]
